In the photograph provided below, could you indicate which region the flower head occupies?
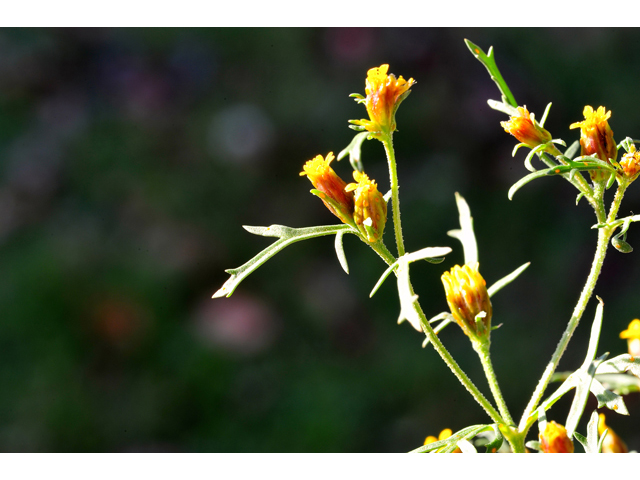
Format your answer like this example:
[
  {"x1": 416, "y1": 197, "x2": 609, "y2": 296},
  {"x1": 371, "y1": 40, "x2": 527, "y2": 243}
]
[
  {"x1": 345, "y1": 171, "x2": 387, "y2": 242},
  {"x1": 424, "y1": 428, "x2": 461, "y2": 453},
  {"x1": 539, "y1": 421, "x2": 574, "y2": 453},
  {"x1": 300, "y1": 152, "x2": 354, "y2": 225},
  {"x1": 620, "y1": 146, "x2": 640, "y2": 179},
  {"x1": 441, "y1": 263, "x2": 492, "y2": 343},
  {"x1": 598, "y1": 413, "x2": 628, "y2": 453},
  {"x1": 501, "y1": 106, "x2": 557, "y2": 154},
  {"x1": 351, "y1": 64, "x2": 415, "y2": 138},
  {"x1": 620, "y1": 319, "x2": 640, "y2": 357},
  {"x1": 570, "y1": 106, "x2": 617, "y2": 180}
]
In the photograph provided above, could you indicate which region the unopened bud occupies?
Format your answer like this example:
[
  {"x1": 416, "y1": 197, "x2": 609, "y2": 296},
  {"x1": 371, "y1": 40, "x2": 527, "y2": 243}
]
[
  {"x1": 598, "y1": 413, "x2": 628, "y2": 453},
  {"x1": 539, "y1": 421, "x2": 573, "y2": 453},
  {"x1": 501, "y1": 106, "x2": 557, "y2": 154},
  {"x1": 570, "y1": 106, "x2": 617, "y2": 181},
  {"x1": 619, "y1": 319, "x2": 640, "y2": 357},
  {"x1": 345, "y1": 171, "x2": 387, "y2": 242},
  {"x1": 300, "y1": 152, "x2": 355, "y2": 226},
  {"x1": 441, "y1": 263, "x2": 492, "y2": 343}
]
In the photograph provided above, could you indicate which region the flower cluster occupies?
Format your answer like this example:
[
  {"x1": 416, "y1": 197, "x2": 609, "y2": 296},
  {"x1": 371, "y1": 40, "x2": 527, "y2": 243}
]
[{"x1": 301, "y1": 153, "x2": 386, "y2": 243}]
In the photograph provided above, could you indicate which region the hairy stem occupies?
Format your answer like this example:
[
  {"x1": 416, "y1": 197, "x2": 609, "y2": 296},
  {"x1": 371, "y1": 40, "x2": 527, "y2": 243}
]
[
  {"x1": 475, "y1": 341, "x2": 515, "y2": 427},
  {"x1": 382, "y1": 135, "x2": 406, "y2": 257},
  {"x1": 518, "y1": 179, "x2": 628, "y2": 435},
  {"x1": 369, "y1": 242, "x2": 504, "y2": 427}
]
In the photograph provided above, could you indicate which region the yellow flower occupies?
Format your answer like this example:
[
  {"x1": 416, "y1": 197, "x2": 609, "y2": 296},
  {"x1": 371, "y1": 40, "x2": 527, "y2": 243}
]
[
  {"x1": 424, "y1": 428, "x2": 461, "y2": 453},
  {"x1": 620, "y1": 146, "x2": 640, "y2": 179},
  {"x1": 300, "y1": 152, "x2": 355, "y2": 226},
  {"x1": 570, "y1": 106, "x2": 617, "y2": 181},
  {"x1": 500, "y1": 106, "x2": 558, "y2": 155},
  {"x1": 351, "y1": 64, "x2": 415, "y2": 138},
  {"x1": 441, "y1": 263, "x2": 492, "y2": 342},
  {"x1": 619, "y1": 319, "x2": 640, "y2": 357},
  {"x1": 345, "y1": 171, "x2": 387, "y2": 242},
  {"x1": 539, "y1": 421, "x2": 574, "y2": 453},
  {"x1": 598, "y1": 413, "x2": 628, "y2": 453}
]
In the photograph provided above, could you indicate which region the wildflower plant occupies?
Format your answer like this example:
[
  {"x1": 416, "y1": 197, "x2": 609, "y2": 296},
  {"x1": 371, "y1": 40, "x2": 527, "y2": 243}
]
[{"x1": 213, "y1": 41, "x2": 640, "y2": 453}]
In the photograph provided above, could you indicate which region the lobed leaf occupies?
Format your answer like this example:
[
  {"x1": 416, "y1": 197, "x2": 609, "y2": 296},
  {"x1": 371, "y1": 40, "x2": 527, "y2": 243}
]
[{"x1": 213, "y1": 224, "x2": 355, "y2": 298}]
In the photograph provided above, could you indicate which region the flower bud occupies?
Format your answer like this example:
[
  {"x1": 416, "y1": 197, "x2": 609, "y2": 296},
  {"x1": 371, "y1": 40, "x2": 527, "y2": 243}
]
[
  {"x1": 501, "y1": 106, "x2": 558, "y2": 154},
  {"x1": 350, "y1": 64, "x2": 415, "y2": 138},
  {"x1": 441, "y1": 263, "x2": 492, "y2": 342},
  {"x1": 539, "y1": 421, "x2": 574, "y2": 453},
  {"x1": 619, "y1": 319, "x2": 640, "y2": 357},
  {"x1": 424, "y1": 428, "x2": 461, "y2": 453},
  {"x1": 598, "y1": 413, "x2": 628, "y2": 453},
  {"x1": 620, "y1": 147, "x2": 640, "y2": 179},
  {"x1": 570, "y1": 106, "x2": 617, "y2": 181},
  {"x1": 300, "y1": 152, "x2": 355, "y2": 226},
  {"x1": 345, "y1": 171, "x2": 387, "y2": 242}
]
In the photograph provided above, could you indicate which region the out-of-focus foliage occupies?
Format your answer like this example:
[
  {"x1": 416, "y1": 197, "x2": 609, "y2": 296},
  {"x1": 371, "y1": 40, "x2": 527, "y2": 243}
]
[{"x1": 0, "y1": 28, "x2": 639, "y2": 452}]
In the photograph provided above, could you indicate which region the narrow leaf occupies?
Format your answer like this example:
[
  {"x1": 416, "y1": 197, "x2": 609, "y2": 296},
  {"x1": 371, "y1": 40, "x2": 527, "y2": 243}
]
[
  {"x1": 564, "y1": 140, "x2": 580, "y2": 160},
  {"x1": 597, "y1": 354, "x2": 640, "y2": 381},
  {"x1": 334, "y1": 230, "x2": 349, "y2": 274},
  {"x1": 581, "y1": 298, "x2": 604, "y2": 369},
  {"x1": 447, "y1": 192, "x2": 478, "y2": 265},
  {"x1": 370, "y1": 260, "x2": 398, "y2": 298},
  {"x1": 465, "y1": 39, "x2": 517, "y2": 108},
  {"x1": 539, "y1": 102, "x2": 552, "y2": 128},
  {"x1": 508, "y1": 167, "x2": 556, "y2": 200},
  {"x1": 487, "y1": 262, "x2": 530, "y2": 297},
  {"x1": 338, "y1": 131, "x2": 370, "y2": 172},
  {"x1": 589, "y1": 377, "x2": 628, "y2": 415}
]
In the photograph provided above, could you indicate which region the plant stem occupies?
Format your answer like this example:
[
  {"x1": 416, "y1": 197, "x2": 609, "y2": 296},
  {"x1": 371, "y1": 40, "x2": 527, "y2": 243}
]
[
  {"x1": 369, "y1": 241, "x2": 504, "y2": 426},
  {"x1": 475, "y1": 341, "x2": 514, "y2": 426},
  {"x1": 517, "y1": 179, "x2": 628, "y2": 435},
  {"x1": 382, "y1": 135, "x2": 406, "y2": 257},
  {"x1": 539, "y1": 152, "x2": 597, "y2": 211}
]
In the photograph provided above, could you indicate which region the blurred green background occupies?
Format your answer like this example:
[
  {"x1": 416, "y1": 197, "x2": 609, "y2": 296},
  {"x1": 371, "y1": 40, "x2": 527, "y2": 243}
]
[{"x1": 0, "y1": 27, "x2": 639, "y2": 452}]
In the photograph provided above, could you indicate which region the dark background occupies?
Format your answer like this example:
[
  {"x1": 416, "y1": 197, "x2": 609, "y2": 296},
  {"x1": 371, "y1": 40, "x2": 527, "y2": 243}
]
[{"x1": 1, "y1": 27, "x2": 639, "y2": 452}]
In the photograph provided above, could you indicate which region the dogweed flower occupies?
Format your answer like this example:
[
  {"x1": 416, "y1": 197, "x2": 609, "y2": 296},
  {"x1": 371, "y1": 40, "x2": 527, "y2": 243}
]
[
  {"x1": 424, "y1": 428, "x2": 461, "y2": 453},
  {"x1": 300, "y1": 152, "x2": 355, "y2": 226},
  {"x1": 619, "y1": 319, "x2": 640, "y2": 357},
  {"x1": 620, "y1": 145, "x2": 640, "y2": 179},
  {"x1": 441, "y1": 263, "x2": 492, "y2": 343},
  {"x1": 501, "y1": 106, "x2": 559, "y2": 155},
  {"x1": 570, "y1": 106, "x2": 617, "y2": 181},
  {"x1": 539, "y1": 421, "x2": 574, "y2": 453},
  {"x1": 345, "y1": 171, "x2": 387, "y2": 243},
  {"x1": 350, "y1": 64, "x2": 415, "y2": 138},
  {"x1": 598, "y1": 413, "x2": 628, "y2": 453}
]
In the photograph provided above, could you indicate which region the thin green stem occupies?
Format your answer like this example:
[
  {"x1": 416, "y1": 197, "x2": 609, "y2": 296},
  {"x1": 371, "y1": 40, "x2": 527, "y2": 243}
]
[
  {"x1": 382, "y1": 135, "x2": 405, "y2": 257},
  {"x1": 517, "y1": 179, "x2": 628, "y2": 436},
  {"x1": 475, "y1": 341, "x2": 514, "y2": 426},
  {"x1": 369, "y1": 241, "x2": 504, "y2": 427},
  {"x1": 539, "y1": 152, "x2": 597, "y2": 211}
]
